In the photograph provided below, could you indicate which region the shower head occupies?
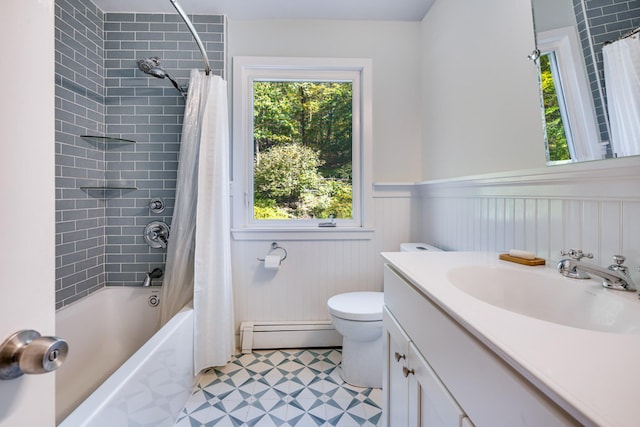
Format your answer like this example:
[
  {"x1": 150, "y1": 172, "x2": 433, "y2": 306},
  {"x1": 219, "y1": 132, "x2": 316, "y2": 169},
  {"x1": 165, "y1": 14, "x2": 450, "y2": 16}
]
[
  {"x1": 137, "y1": 57, "x2": 187, "y2": 98},
  {"x1": 137, "y1": 57, "x2": 162, "y2": 74},
  {"x1": 146, "y1": 67, "x2": 167, "y2": 79}
]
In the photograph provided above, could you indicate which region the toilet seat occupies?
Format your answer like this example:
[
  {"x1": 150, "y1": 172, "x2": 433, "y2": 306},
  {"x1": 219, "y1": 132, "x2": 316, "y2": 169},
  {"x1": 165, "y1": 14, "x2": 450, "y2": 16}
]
[{"x1": 327, "y1": 292, "x2": 383, "y2": 321}]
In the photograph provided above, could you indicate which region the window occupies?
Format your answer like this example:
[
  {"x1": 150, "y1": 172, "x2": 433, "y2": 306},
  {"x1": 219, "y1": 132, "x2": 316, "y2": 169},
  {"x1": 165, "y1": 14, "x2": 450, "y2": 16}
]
[
  {"x1": 537, "y1": 27, "x2": 602, "y2": 163},
  {"x1": 232, "y1": 57, "x2": 372, "y2": 235},
  {"x1": 539, "y1": 51, "x2": 573, "y2": 162}
]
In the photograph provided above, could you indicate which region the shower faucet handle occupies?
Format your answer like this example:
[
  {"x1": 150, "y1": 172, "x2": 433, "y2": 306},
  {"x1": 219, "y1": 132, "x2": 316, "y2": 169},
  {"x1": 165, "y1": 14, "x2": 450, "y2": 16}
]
[{"x1": 144, "y1": 221, "x2": 170, "y2": 249}]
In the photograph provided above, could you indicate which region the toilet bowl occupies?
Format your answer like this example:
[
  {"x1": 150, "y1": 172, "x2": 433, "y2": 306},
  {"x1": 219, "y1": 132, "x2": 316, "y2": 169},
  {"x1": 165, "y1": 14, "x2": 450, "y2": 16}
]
[{"x1": 327, "y1": 291, "x2": 383, "y2": 388}]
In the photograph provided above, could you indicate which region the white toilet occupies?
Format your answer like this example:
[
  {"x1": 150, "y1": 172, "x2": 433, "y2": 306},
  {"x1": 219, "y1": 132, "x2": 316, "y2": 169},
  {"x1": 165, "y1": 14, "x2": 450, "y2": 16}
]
[
  {"x1": 327, "y1": 243, "x2": 441, "y2": 388},
  {"x1": 327, "y1": 291, "x2": 384, "y2": 388}
]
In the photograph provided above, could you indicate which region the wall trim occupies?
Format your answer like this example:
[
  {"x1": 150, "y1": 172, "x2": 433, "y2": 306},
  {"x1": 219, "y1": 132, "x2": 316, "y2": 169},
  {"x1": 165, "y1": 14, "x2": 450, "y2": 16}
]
[
  {"x1": 372, "y1": 182, "x2": 419, "y2": 198},
  {"x1": 231, "y1": 228, "x2": 374, "y2": 241},
  {"x1": 417, "y1": 158, "x2": 640, "y2": 201}
]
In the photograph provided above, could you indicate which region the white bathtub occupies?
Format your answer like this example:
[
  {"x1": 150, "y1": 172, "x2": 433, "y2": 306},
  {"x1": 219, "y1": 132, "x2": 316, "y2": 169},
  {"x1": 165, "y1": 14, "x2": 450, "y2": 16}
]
[{"x1": 56, "y1": 286, "x2": 196, "y2": 426}]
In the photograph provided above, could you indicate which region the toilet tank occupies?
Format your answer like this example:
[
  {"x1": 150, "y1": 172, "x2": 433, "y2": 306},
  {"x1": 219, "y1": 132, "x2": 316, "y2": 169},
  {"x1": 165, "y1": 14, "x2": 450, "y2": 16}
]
[{"x1": 400, "y1": 243, "x2": 442, "y2": 252}]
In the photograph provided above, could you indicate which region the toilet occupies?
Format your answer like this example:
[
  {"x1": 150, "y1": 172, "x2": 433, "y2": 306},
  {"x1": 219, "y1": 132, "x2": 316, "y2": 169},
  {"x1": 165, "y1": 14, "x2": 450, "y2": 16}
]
[
  {"x1": 327, "y1": 243, "x2": 441, "y2": 388},
  {"x1": 328, "y1": 291, "x2": 384, "y2": 388}
]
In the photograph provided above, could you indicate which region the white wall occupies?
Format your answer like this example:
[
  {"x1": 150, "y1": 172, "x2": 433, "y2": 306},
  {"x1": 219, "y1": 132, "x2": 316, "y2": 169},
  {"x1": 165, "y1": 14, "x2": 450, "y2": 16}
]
[
  {"x1": 420, "y1": 0, "x2": 546, "y2": 180},
  {"x1": 226, "y1": 19, "x2": 426, "y2": 331},
  {"x1": 231, "y1": 189, "x2": 422, "y2": 327},
  {"x1": 418, "y1": 0, "x2": 640, "y2": 275},
  {"x1": 225, "y1": 1, "x2": 640, "y2": 336},
  {"x1": 228, "y1": 19, "x2": 423, "y2": 183}
]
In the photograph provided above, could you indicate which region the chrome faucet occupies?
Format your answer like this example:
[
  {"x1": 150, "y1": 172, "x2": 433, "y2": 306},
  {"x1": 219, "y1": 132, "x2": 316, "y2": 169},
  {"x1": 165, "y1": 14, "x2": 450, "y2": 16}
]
[
  {"x1": 556, "y1": 249, "x2": 593, "y2": 279},
  {"x1": 557, "y1": 250, "x2": 637, "y2": 292}
]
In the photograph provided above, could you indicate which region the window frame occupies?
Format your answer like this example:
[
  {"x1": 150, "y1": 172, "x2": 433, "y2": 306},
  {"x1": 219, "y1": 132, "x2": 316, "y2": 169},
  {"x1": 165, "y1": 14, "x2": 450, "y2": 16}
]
[
  {"x1": 537, "y1": 27, "x2": 603, "y2": 163},
  {"x1": 231, "y1": 57, "x2": 373, "y2": 238}
]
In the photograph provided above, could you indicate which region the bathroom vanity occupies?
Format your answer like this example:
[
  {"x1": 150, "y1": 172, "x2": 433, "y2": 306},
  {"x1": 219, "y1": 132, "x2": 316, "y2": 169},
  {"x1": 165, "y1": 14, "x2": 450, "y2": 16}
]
[{"x1": 381, "y1": 251, "x2": 640, "y2": 427}]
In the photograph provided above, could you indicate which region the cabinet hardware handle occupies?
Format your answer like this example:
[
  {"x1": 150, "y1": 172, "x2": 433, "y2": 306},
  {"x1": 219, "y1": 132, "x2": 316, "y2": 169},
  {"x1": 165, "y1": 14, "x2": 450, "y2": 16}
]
[
  {"x1": 394, "y1": 352, "x2": 406, "y2": 362},
  {"x1": 402, "y1": 366, "x2": 415, "y2": 377}
]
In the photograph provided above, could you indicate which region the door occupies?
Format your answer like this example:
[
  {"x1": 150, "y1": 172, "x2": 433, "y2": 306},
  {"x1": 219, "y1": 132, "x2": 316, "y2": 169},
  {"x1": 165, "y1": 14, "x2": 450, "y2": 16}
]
[{"x1": 0, "y1": 1, "x2": 56, "y2": 426}]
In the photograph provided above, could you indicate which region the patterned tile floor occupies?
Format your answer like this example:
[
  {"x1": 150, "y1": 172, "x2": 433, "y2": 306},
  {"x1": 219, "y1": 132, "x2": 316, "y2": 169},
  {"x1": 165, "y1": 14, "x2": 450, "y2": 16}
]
[{"x1": 174, "y1": 349, "x2": 382, "y2": 427}]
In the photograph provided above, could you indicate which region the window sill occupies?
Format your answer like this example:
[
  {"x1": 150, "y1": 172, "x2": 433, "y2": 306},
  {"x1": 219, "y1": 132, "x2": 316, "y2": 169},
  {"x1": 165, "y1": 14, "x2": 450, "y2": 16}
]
[{"x1": 231, "y1": 227, "x2": 375, "y2": 241}]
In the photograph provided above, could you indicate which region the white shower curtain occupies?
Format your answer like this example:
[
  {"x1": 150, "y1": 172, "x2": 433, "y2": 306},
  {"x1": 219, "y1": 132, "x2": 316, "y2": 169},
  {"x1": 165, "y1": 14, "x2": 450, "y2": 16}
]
[
  {"x1": 158, "y1": 69, "x2": 234, "y2": 373},
  {"x1": 603, "y1": 34, "x2": 640, "y2": 157}
]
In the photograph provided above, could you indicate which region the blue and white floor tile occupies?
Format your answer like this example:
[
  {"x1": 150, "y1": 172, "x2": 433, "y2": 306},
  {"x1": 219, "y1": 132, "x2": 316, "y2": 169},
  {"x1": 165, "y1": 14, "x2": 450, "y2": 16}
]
[{"x1": 174, "y1": 349, "x2": 382, "y2": 427}]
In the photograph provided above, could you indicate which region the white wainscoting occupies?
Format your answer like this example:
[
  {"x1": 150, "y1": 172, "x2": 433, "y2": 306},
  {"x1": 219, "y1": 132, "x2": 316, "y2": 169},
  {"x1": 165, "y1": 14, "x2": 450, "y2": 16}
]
[
  {"x1": 419, "y1": 161, "x2": 640, "y2": 269},
  {"x1": 231, "y1": 160, "x2": 640, "y2": 339},
  {"x1": 231, "y1": 185, "x2": 422, "y2": 332}
]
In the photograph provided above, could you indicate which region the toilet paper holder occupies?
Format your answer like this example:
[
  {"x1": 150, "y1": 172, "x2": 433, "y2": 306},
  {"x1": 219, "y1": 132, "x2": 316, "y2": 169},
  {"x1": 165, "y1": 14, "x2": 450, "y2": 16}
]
[{"x1": 257, "y1": 242, "x2": 288, "y2": 263}]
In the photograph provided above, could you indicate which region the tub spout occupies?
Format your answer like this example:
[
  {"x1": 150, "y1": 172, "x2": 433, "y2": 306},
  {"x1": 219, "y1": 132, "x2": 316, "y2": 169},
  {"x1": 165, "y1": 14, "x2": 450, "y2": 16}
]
[{"x1": 142, "y1": 268, "x2": 163, "y2": 286}]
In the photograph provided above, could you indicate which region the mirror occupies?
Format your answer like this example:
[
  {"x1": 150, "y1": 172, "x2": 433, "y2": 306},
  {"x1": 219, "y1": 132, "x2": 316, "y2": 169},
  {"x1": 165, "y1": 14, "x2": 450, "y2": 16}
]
[{"x1": 531, "y1": 0, "x2": 640, "y2": 164}]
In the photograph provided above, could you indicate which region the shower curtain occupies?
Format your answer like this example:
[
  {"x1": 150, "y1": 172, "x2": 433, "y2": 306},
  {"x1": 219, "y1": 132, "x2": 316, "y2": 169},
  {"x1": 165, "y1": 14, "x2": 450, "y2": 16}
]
[
  {"x1": 603, "y1": 34, "x2": 640, "y2": 157},
  {"x1": 158, "y1": 69, "x2": 234, "y2": 373}
]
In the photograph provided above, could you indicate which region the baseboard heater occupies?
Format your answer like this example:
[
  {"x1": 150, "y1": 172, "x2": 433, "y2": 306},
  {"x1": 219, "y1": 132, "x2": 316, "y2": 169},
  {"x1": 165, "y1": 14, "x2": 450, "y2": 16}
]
[{"x1": 239, "y1": 320, "x2": 342, "y2": 353}]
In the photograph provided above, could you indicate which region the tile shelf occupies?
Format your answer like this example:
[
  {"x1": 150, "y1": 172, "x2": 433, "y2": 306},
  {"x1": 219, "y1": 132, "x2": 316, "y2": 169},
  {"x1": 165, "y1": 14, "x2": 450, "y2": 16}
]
[
  {"x1": 80, "y1": 135, "x2": 136, "y2": 144},
  {"x1": 80, "y1": 185, "x2": 138, "y2": 199},
  {"x1": 80, "y1": 185, "x2": 138, "y2": 191},
  {"x1": 78, "y1": 134, "x2": 137, "y2": 197}
]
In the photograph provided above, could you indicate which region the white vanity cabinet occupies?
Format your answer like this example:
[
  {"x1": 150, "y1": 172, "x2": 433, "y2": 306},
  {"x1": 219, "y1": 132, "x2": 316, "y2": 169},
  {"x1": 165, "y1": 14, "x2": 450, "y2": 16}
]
[
  {"x1": 384, "y1": 307, "x2": 473, "y2": 427},
  {"x1": 383, "y1": 264, "x2": 580, "y2": 427}
]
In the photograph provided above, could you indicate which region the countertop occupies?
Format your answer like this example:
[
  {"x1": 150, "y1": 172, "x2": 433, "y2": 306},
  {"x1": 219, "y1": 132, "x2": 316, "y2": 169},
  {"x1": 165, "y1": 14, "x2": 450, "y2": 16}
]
[{"x1": 381, "y1": 251, "x2": 640, "y2": 427}]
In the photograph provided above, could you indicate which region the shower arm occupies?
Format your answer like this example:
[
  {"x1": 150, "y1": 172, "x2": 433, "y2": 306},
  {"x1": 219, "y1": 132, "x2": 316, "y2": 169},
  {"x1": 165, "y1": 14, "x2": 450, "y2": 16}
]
[{"x1": 170, "y1": 0, "x2": 212, "y2": 76}]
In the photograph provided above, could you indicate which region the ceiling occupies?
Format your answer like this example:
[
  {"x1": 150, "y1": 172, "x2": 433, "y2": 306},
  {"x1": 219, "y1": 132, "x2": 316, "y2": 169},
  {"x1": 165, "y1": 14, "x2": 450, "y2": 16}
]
[{"x1": 93, "y1": 0, "x2": 434, "y2": 21}]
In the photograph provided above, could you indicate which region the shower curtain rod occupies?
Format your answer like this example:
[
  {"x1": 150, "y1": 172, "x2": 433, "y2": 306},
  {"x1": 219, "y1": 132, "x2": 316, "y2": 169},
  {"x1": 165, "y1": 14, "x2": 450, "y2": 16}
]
[
  {"x1": 170, "y1": 0, "x2": 212, "y2": 75},
  {"x1": 604, "y1": 27, "x2": 640, "y2": 46}
]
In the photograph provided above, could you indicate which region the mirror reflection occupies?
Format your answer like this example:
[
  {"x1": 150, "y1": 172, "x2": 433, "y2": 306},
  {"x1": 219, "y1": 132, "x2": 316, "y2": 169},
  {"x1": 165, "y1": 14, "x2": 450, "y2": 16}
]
[{"x1": 532, "y1": 0, "x2": 640, "y2": 164}]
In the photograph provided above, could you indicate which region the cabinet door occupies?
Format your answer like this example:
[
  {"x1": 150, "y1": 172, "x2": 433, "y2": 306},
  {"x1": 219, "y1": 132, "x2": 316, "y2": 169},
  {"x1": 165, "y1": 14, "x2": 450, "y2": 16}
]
[
  {"x1": 383, "y1": 307, "x2": 410, "y2": 427},
  {"x1": 407, "y1": 342, "x2": 466, "y2": 426}
]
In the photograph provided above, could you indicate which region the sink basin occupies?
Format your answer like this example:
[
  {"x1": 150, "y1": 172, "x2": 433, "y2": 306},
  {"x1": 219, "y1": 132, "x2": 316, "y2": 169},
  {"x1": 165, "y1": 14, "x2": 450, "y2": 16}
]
[{"x1": 448, "y1": 265, "x2": 640, "y2": 334}]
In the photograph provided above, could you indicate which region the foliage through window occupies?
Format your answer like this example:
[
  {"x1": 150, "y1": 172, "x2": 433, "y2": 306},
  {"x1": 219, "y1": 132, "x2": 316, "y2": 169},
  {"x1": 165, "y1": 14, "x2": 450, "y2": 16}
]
[
  {"x1": 540, "y1": 52, "x2": 572, "y2": 162},
  {"x1": 253, "y1": 81, "x2": 353, "y2": 220},
  {"x1": 232, "y1": 57, "x2": 372, "y2": 232}
]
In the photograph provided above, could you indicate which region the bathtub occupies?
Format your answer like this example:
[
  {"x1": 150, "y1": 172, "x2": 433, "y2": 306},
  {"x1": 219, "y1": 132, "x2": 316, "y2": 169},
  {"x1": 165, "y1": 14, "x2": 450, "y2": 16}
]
[{"x1": 56, "y1": 286, "x2": 196, "y2": 426}]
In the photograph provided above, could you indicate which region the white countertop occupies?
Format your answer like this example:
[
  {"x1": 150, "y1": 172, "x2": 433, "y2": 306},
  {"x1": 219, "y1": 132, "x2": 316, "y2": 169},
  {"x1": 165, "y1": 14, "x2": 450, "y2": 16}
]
[{"x1": 381, "y1": 251, "x2": 640, "y2": 427}]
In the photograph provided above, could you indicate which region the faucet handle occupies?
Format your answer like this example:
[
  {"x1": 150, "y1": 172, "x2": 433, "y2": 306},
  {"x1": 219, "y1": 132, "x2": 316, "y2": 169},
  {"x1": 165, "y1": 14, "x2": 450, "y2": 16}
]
[
  {"x1": 609, "y1": 255, "x2": 629, "y2": 275},
  {"x1": 560, "y1": 249, "x2": 593, "y2": 261},
  {"x1": 612, "y1": 255, "x2": 626, "y2": 265}
]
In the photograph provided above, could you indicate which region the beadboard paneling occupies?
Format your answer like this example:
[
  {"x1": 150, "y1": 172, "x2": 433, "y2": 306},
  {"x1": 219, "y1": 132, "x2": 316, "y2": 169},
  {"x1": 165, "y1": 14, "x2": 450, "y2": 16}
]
[
  {"x1": 420, "y1": 162, "x2": 640, "y2": 271},
  {"x1": 231, "y1": 190, "x2": 421, "y2": 329}
]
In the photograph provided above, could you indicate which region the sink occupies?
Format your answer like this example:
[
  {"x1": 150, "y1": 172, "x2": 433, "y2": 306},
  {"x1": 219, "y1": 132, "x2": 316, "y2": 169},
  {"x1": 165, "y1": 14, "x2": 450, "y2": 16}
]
[{"x1": 447, "y1": 265, "x2": 640, "y2": 334}]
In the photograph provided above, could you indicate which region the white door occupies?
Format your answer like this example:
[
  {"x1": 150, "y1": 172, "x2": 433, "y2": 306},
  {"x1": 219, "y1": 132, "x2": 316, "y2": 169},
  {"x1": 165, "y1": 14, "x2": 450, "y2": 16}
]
[{"x1": 0, "y1": 1, "x2": 57, "y2": 426}]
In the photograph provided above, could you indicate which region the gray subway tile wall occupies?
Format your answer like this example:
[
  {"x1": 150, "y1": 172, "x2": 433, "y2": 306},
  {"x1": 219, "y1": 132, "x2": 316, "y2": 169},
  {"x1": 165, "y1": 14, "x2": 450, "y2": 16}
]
[
  {"x1": 572, "y1": 0, "x2": 640, "y2": 144},
  {"x1": 55, "y1": 0, "x2": 225, "y2": 308}
]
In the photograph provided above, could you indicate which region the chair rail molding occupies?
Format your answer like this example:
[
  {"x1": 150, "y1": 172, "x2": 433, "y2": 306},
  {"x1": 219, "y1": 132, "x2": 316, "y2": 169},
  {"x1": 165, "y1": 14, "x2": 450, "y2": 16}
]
[{"x1": 418, "y1": 157, "x2": 640, "y2": 201}]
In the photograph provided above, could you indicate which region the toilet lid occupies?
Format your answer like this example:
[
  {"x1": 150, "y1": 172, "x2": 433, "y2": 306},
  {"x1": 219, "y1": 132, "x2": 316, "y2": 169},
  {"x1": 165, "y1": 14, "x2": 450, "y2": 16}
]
[{"x1": 327, "y1": 292, "x2": 383, "y2": 321}]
